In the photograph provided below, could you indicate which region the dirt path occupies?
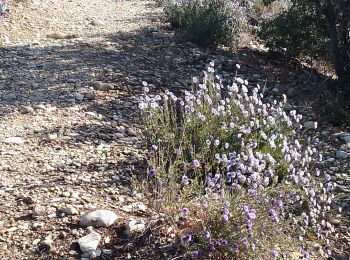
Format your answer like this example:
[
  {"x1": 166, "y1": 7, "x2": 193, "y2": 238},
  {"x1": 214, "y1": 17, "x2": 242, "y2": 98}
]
[{"x1": 0, "y1": 0, "x2": 162, "y2": 258}]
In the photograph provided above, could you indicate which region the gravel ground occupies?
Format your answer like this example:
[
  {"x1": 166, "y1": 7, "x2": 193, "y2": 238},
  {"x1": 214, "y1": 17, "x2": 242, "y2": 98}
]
[{"x1": 0, "y1": 0, "x2": 349, "y2": 259}]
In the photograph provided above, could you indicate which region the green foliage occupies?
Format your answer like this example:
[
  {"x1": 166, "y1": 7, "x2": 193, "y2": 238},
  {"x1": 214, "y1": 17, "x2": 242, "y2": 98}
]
[
  {"x1": 164, "y1": 0, "x2": 238, "y2": 46},
  {"x1": 258, "y1": 1, "x2": 329, "y2": 60}
]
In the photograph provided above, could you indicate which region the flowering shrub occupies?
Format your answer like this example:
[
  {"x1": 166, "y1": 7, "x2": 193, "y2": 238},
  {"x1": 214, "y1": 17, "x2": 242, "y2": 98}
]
[{"x1": 138, "y1": 63, "x2": 335, "y2": 258}]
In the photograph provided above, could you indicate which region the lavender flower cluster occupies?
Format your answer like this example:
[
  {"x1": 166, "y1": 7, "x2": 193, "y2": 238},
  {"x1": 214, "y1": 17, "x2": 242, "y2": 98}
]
[{"x1": 139, "y1": 63, "x2": 335, "y2": 259}]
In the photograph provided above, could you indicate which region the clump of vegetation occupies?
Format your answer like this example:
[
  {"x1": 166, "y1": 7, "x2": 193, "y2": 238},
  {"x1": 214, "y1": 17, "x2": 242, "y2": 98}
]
[
  {"x1": 258, "y1": 1, "x2": 328, "y2": 60},
  {"x1": 138, "y1": 63, "x2": 336, "y2": 258},
  {"x1": 163, "y1": 0, "x2": 241, "y2": 46}
]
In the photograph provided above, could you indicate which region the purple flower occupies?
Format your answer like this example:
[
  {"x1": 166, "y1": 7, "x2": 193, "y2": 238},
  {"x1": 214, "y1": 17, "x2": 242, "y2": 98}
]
[
  {"x1": 242, "y1": 204, "x2": 250, "y2": 213},
  {"x1": 268, "y1": 209, "x2": 277, "y2": 217},
  {"x1": 277, "y1": 199, "x2": 283, "y2": 208},
  {"x1": 304, "y1": 252, "x2": 310, "y2": 259},
  {"x1": 224, "y1": 200, "x2": 230, "y2": 208},
  {"x1": 192, "y1": 250, "x2": 199, "y2": 258},
  {"x1": 248, "y1": 212, "x2": 256, "y2": 219},
  {"x1": 272, "y1": 250, "x2": 278, "y2": 258},
  {"x1": 242, "y1": 237, "x2": 248, "y2": 245},
  {"x1": 181, "y1": 175, "x2": 189, "y2": 186},
  {"x1": 223, "y1": 208, "x2": 229, "y2": 215},
  {"x1": 246, "y1": 220, "x2": 253, "y2": 229},
  {"x1": 193, "y1": 160, "x2": 200, "y2": 168},
  {"x1": 202, "y1": 200, "x2": 208, "y2": 208},
  {"x1": 182, "y1": 234, "x2": 192, "y2": 243},
  {"x1": 222, "y1": 214, "x2": 229, "y2": 222},
  {"x1": 204, "y1": 230, "x2": 210, "y2": 239},
  {"x1": 182, "y1": 207, "x2": 190, "y2": 216},
  {"x1": 151, "y1": 144, "x2": 158, "y2": 151},
  {"x1": 325, "y1": 173, "x2": 331, "y2": 181},
  {"x1": 248, "y1": 189, "x2": 257, "y2": 197},
  {"x1": 233, "y1": 243, "x2": 240, "y2": 251},
  {"x1": 149, "y1": 168, "x2": 157, "y2": 176}
]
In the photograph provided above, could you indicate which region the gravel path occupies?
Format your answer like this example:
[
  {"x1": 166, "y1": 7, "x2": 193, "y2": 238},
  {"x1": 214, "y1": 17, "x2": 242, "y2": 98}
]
[
  {"x1": 0, "y1": 0, "x2": 160, "y2": 258},
  {"x1": 0, "y1": 0, "x2": 349, "y2": 259}
]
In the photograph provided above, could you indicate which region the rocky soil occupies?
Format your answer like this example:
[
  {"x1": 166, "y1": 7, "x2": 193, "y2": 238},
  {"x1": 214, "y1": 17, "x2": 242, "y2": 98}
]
[{"x1": 0, "y1": 0, "x2": 349, "y2": 259}]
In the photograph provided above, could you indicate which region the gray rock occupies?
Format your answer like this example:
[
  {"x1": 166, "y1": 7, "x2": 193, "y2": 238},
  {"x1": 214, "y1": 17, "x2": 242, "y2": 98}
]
[
  {"x1": 327, "y1": 157, "x2": 335, "y2": 163},
  {"x1": 125, "y1": 219, "x2": 146, "y2": 236},
  {"x1": 77, "y1": 231, "x2": 101, "y2": 253},
  {"x1": 21, "y1": 106, "x2": 34, "y2": 114},
  {"x1": 48, "y1": 133, "x2": 58, "y2": 140},
  {"x1": 32, "y1": 205, "x2": 46, "y2": 217},
  {"x1": 272, "y1": 87, "x2": 279, "y2": 93},
  {"x1": 304, "y1": 121, "x2": 316, "y2": 129},
  {"x1": 340, "y1": 143, "x2": 350, "y2": 151},
  {"x1": 3, "y1": 137, "x2": 24, "y2": 144},
  {"x1": 93, "y1": 82, "x2": 113, "y2": 91},
  {"x1": 80, "y1": 210, "x2": 119, "y2": 227},
  {"x1": 333, "y1": 132, "x2": 350, "y2": 138},
  {"x1": 3, "y1": 93, "x2": 16, "y2": 101},
  {"x1": 341, "y1": 135, "x2": 350, "y2": 143},
  {"x1": 329, "y1": 218, "x2": 342, "y2": 226},
  {"x1": 284, "y1": 102, "x2": 293, "y2": 111},
  {"x1": 177, "y1": 79, "x2": 188, "y2": 88},
  {"x1": 90, "y1": 20, "x2": 105, "y2": 26},
  {"x1": 83, "y1": 92, "x2": 95, "y2": 100},
  {"x1": 58, "y1": 206, "x2": 78, "y2": 215},
  {"x1": 0, "y1": 0, "x2": 8, "y2": 14},
  {"x1": 336, "y1": 150, "x2": 348, "y2": 159},
  {"x1": 74, "y1": 93, "x2": 84, "y2": 101}
]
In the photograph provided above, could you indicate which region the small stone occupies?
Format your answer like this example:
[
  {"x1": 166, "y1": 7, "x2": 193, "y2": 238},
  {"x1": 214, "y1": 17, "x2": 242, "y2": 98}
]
[
  {"x1": 272, "y1": 87, "x2": 279, "y2": 93},
  {"x1": 333, "y1": 132, "x2": 350, "y2": 138},
  {"x1": 3, "y1": 93, "x2": 17, "y2": 100},
  {"x1": 3, "y1": 137, "x2": 24, "y2": 144},
  {"x1": 75, "y1": 93, "x2": 84, "y2": 101},
  {"x1": 83, "y1": 92, "x2": 95, "y2": 100},
  {"x1": 336, "y1": 150, "x2": 348, "y2": 159},
  {"x1": 89, "y1": 249, "x2": 102, "y2": 258},
  {"x1": 125, "y1": 219, "x2": 146, "y2": 236},
  {"x1": 90, "y1": 20, "x2": 105, "y2": 26},
  {"x1": 77, "y1": 231, "x2": 101, "y2": 253},
  {"x1": 62, "y1": 191, "x2": 71, "y2": 197},
  {"x1": 177, "y1": 79, "x2": 188, "y2": 88},
  {"x1": 32, "y1": 205, "x2": 46, "y2": 217},
  {"x1": 93, "y1": 82, "x2": 113, "y2": 91},
  {"x1": 21, "y1": 106, "x2": 34, "y2": 114},
  {"x1": 329, "y1": 218, "x2": 342, "y2": 226},
  {"x1": 58, "y1": 206, "x2": 78, "y2": 215},
  {"x1": 80, "y1": 210, "x2": 119, "y2": 227},
  {"x1": 339, "y1": 143, "x2": 350, "y2": 151},
  {"x1": 32, "y1": 239, "x2": 41, "y2": 245},
  {"x1": 48, "y1": 133, "x2": 58, "y2": 140},
  {"x1": 284, "y1": 102, "x2": 293, "y2": 111},
  {"x1": 45, "y1": 107, "x2": 57, "y2": 113},
  {"x1": 102, "y1": 249, "x2": 113, "y2": 255},
  {"x1": 327, "y1": 157, "x2": 335, "y2": 163},
  {"x1": 341, "y1": 135, "x2": 350, "y2": 143},
  {"x1": 304, "y1": 121, "x2": 316, "y2": 129}
]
